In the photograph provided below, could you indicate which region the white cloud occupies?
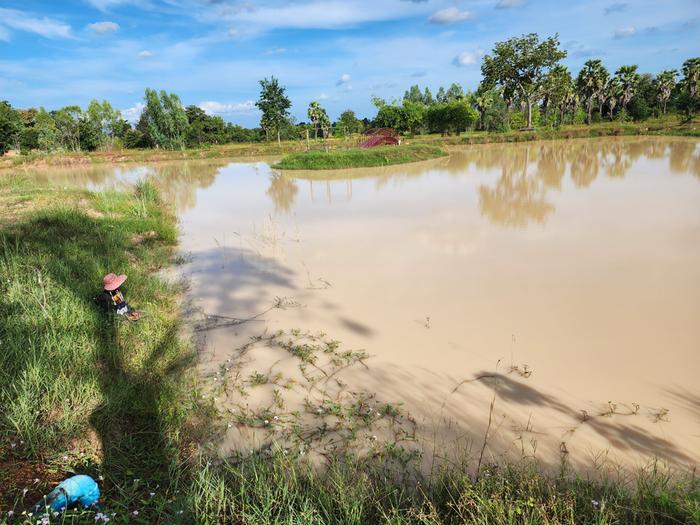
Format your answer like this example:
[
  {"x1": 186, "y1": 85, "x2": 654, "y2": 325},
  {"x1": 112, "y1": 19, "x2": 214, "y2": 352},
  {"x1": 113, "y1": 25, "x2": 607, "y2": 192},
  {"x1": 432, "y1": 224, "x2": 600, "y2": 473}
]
[
  {"x1": 0, "y1": 25, "x2": 10, "y2": 42},
  {"x1": 85, "y1": 0, "x2": 139, "y2": 11},
  {"x1": 208, "y1": 0, "x2": 433, "y2": 30},
  {"x1": 88, "y1": 21, "x2": 120, "y2": 34},
  {"x1": 495, "y1": 0, "x2": 526, "y2": 8},
  {"x1": 121, "y1": 102, "x2": 144, "y2": 123},
  {"x1": 227, "y1": 28, "x2": 240, "y2": 38},
  {"x1": 198, "y1": 100, "x2": 256, "y2": 115},
  {"x1": 614, "y1": 26, "x2": 636, "y2": 38},
  {"x1": 452, "y1": 50, "x2": 483, "y2": 66},
  {"x1": 428, "y1": 7, "x2": 475, "y2": 24},
  {"x1": 0, "y1": 8, "x2": 72, "y2": 39},
  {"x1": 336, "y1": 73, "x2": 352, "y2": 85},
  {"x1": 318, "y1": 92, "x2": 329, "y2": 100},
  {"x1": 138, "y1": 50, "x2": 154, "y2": 59},
  {"x1": 265, "y1": 47, "x2": 287, "y2": 55}
]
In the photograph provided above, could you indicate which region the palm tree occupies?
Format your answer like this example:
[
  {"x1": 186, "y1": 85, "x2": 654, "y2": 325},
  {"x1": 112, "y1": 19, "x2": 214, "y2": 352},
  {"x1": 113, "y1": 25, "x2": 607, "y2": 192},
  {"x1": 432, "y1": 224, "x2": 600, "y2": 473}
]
[
  {"x1": 576, "y1": 59, "x2": 609, "y2": 124},
  {"x1": 474, "y1": 91, "x2": 494, "y2": 130},
  {"x1": 307, "y1": 101, "x2": 323, "y2": 139},
  {"x1": 681, "y1": 57, "x2": 700, "y2": 117},
  {"x1": 542, "y1": 64, "x2": 572, "y2": 126},
  {"x1": 562, "y1": 85, "x2": 579, "y2": 124},
  {"x1": 654, "y1": 70, "x2": 677, "y2": 115},
  {"x1": 614, "y1": 65, "x2": 640, "y2": 113},
  {"x1": 604, "y1": 77, "x2": 622, "y2": 120}
]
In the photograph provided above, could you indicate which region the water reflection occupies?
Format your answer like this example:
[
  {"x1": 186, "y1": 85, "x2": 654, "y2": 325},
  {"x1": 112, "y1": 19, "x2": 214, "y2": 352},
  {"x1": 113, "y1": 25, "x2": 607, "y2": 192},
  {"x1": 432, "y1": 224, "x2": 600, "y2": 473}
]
[
  {"x1": 19, "y1": 137, "x2": 700, "y2": 227},
  {"x1": 277, "y1": 137, "x2": 700, "y2": 228},
  {"x1": 21, "y1": 159, "x2": 226, "y2": 212},
  {"x1": 266, "y1": 173, "x2": 298, "y2": 214}
]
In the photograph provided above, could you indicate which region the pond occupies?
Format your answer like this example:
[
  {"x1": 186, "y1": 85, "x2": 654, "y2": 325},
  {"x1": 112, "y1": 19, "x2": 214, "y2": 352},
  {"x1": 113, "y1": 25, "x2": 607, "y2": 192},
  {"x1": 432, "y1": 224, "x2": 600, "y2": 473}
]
[{"x1": 22, "y1": 137, "x2": 700, "y2": 472}]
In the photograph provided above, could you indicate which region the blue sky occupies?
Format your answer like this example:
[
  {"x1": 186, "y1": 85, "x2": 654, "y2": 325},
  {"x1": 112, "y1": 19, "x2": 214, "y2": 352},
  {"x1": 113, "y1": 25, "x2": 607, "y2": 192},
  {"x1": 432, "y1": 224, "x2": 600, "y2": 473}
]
[{"x1": 1, "y1": 0, "x2": 698, "y2": 127}]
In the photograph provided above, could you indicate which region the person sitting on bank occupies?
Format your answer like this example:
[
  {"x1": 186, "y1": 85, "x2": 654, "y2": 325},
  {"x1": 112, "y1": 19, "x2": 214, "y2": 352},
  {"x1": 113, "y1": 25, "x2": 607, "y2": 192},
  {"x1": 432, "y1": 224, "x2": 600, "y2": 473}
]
[{"x1": 99, "y1": 273, "x2": 140, "y2": 321}]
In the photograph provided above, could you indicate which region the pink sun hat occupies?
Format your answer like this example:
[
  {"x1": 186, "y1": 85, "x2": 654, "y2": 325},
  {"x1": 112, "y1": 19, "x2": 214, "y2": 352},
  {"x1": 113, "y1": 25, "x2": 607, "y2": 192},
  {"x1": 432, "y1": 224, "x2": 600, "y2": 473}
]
[{"x1": 103, "y1": 273, "x2": 127, "y2": 291}]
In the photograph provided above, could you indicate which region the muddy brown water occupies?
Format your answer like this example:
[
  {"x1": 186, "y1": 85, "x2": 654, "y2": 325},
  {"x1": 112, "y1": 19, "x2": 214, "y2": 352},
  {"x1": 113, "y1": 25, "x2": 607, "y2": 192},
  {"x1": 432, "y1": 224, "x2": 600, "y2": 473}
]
[{"x1": 21, "y1": 137, "x2": 700, "y2": 473}]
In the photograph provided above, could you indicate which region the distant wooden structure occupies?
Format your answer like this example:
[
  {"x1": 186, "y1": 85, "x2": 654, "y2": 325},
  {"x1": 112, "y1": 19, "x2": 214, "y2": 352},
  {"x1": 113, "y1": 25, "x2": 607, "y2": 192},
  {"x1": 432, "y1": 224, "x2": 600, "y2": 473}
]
[{"x1": 359, "y1": 128, "x2": 400, "y2": 148}]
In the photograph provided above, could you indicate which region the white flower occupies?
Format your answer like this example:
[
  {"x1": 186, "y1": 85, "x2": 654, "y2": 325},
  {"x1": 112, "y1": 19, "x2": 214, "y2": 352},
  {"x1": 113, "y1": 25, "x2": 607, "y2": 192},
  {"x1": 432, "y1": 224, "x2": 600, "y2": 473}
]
[
  {"x1": 273, "y1": 416, "x2": 279, "y2": 421},
  {"x1": 149, "y1": 492, "x2": 155, "y2": 497},
  {"x1": 22, "y1": 487, "x2": 29, "y2": 496},
  {"x1": 264, "y1": 420, "x2": 269, "y2": 425},
  {"x1": 591, "y1": 499, "x2": 600, "y2": 508},
  {"x1": 132, "y1": 510, "x2": 139, "y2": 515},
  {"x1": 7, "y1": 511, "x2": 14, "y2": 517}
]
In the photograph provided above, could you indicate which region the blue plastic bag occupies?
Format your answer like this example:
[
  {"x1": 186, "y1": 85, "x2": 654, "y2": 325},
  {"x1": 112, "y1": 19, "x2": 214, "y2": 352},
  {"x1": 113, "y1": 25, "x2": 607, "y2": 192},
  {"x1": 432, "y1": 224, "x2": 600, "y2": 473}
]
[{"x1": 32, "y1": 475, "x2": 100, "y2": 513}]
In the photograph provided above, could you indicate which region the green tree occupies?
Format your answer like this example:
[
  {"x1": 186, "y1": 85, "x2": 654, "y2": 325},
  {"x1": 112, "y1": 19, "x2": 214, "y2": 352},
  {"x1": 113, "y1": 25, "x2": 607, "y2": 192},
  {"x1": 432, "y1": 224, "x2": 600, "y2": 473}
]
[
  {"x1": 256, "y1": 76, "x2": 292, "y2": 144},
  {"x1": 402, "y1": 100, "x2": 426, "y2": 134},
  {"x1": 435, "y1": 87, "x2": 447, "y2": 103},
  {"x1": 185, "y1": 105, "x2": 226, "y2": 146},
  {"x1": 374, "y1": 104, "x2": 406, "y2": 131},
  {"x1": 576, "y1": 59, "x2": 609, "y2": 124},
  {"x1": 654, "y1": 70, "x2": 677, "y2": 115},
  {"x1": 0, "y1": 101, "x2": 22, "y2": 154},
  {"x1": 86, "y1": 99, "x2": 122, "y2": 149},
  {"x1": 403, "y1": 85, "x2": 424, "y2": 103},
  {"x1": 423, "y1": 87, "x2": 434, "y2": 105},
  {"x1": 445, "y1": 83, "x2": 465, "y2": 102},
  {"x1": 614, "y1": 65, "x2": 640, "y2": 113},
  {"x1": 542, "y1": 64, "x2": 573, "y2": 126},
  {"x1": 604, "y1": 77, "x2": 622, "y2": 120},
  {"x1": 474, "y1": 88, "x2": 494, "y2": 130},
  {"x1": 141, "y1": 88, "x2": 189, "y2": 150},
  {"x1": 34, "y1": 108, "x2": 59, "y2": 151},
  {"x1": 680, "y1": 57, "x2": 700, "y2": 117},
  {"x1": 426, "y1": 100, "x2": 477, "y2": 135},
  {"x1": 337, "y1": 109, "x2": 361, "y2": 136},
  {"x1": 53, "y1": 105, "x2": 83, "y2": 151},
  {"x1": 307, "y1": 101, "x2": 330, "y2": 139},
  {"x1": 481, "y1": 33, "x2": 566, "y2": 129}
]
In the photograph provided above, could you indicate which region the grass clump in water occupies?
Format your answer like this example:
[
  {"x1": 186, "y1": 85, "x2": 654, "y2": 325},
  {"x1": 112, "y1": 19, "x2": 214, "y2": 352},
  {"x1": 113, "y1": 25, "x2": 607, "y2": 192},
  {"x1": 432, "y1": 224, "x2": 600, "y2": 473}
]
[{"x1": 274, "y1": 144, "x2": 447, "y2": 170}]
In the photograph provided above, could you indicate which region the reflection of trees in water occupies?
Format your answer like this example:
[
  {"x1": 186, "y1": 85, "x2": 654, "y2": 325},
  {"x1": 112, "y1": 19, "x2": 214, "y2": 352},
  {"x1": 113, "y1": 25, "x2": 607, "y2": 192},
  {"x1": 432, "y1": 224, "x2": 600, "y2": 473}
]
[
  {"x1": 23, "y1": 160, "x2": 227, "y2": 212},
  {"x1": 266, "y1": 173, "x2": 299, "y2": 213},
  {"x1": 603, "y1": 142, "x2": 633, "y2": 179},
  {"x1": 479, "y1": 173, "x2": 555, "y2": 227},
  {"x1": 570, "y1": 142, "x2": 600, "y2": 187},
  {"x1": 478, "y1": 146, "x2": 555, "y2": 227},
  {"x1": 474, "y1": 138, "x2": 699, "y2": 227},
  {"x1": 669, "y1": 141, "x2": 700, "y2": 180},
  {"x1": 146, "y1": 161, "x2": 222, "y2": 212}
]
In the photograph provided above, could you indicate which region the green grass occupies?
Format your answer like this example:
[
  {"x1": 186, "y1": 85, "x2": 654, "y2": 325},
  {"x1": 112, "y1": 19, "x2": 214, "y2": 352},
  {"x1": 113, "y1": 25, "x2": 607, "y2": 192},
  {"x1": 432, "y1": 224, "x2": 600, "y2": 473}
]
[
  {"x1": 0, "y1": 175, "x2": 698, "y2": 524},
  {"x1": 189, "y1": 452, "x2": 699, "y2": 524},
  {"x1": 274, "y1": 144, "x2": 447, "y2": 170},
  {"x1": 0, "y1": 176, "x2": 198, "y2": 523}
]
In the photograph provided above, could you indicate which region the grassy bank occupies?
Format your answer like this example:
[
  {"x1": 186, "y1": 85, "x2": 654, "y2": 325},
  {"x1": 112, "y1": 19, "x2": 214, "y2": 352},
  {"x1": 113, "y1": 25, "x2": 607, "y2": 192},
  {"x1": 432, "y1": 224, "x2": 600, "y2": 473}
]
[
  {"x1": 3, "y1": 116, "x2": 697, "y2": 173},
  {"x1": 0, "y1": 176, "x2": 197, "y2": 522},
  {"x1": 274, "y1": 144, "x2": 447, "y2": 170},
  {"x1": 1, "y1": 177, "x2": 698, "y2": 524}
]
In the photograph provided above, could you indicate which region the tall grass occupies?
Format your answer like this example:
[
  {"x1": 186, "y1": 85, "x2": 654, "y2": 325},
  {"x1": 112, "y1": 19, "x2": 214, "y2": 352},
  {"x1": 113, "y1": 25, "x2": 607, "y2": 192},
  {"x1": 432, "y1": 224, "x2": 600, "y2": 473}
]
[{"x1": 187, "y1": 452, "x2": 699, "y2": 524}]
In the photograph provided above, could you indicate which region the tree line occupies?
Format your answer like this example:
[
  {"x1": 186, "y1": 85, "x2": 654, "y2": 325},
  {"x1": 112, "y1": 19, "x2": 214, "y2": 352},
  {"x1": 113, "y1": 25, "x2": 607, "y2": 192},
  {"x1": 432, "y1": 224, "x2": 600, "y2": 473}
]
[{"x1": 1, "y1": 33, "x2": 699, "y2": 155}]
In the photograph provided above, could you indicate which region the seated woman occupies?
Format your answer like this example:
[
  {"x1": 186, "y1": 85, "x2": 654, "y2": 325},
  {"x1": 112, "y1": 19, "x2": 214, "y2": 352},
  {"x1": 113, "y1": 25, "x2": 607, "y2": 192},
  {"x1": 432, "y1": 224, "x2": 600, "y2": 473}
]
[{"x1": 98, "y1": 273, "x2": 140, "y2": 321}]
